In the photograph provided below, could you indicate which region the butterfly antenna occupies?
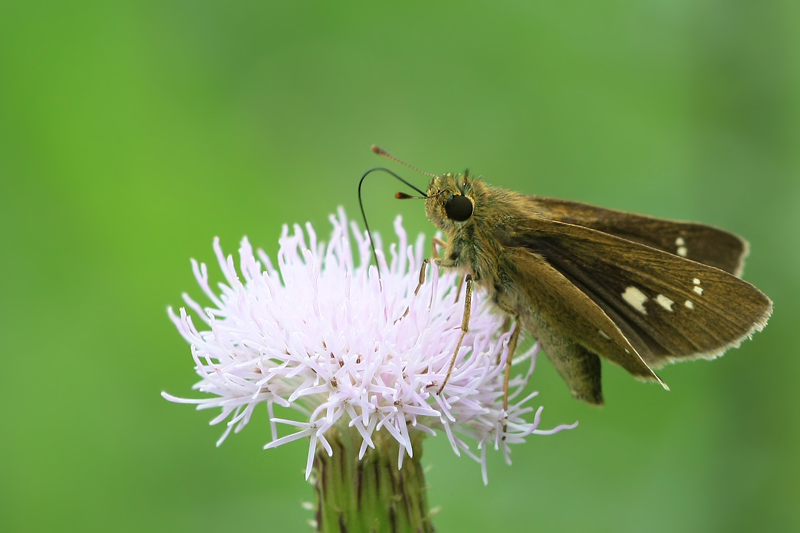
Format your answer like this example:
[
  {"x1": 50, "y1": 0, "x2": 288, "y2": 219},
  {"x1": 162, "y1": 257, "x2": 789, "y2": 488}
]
[
  {"x1": 358, "y1": 167, "x2": 428, "y2": 280},
  {"x1": 371, "y1": 145, "x2": 440, "y2": 179}
]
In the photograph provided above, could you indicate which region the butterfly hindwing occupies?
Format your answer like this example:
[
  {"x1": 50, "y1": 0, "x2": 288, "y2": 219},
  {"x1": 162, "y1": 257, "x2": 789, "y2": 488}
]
[{"x1": 500, "y1": 246, "x2": 663, "y2": 382}]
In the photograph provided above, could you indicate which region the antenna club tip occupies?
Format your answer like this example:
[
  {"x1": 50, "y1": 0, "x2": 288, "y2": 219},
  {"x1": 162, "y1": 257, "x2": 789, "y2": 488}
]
[{"x1": 370, "y1": 144, "x2": 383, "y2": 154}]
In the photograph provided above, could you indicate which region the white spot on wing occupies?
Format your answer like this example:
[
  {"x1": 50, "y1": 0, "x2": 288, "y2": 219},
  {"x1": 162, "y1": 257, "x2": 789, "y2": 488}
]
[
  {"x1": 693, "y1": 278, "x2": 701, "y2": 285},
  {"x1": 598, "y1": 329, "x2": 611, "y2": 340},
  {"x1": 656, "y1": 294, "x2": 675, "y2": 311},
  {"x1": 694, "y1": 286, "x2": 704, "y2": 295},
  {"x1": 685, "y1": 300, "x2": 694, "y2": 309},
  {"x1": 675, "y1": 237, "x2": 687, "y2": 256},
  {"x1": 622, "y1": 286, "x2": 648, "y2": 315}
]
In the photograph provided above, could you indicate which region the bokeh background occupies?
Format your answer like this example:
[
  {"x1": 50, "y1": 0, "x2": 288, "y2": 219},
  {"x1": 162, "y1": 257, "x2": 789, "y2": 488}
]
[{"x1": 2, "y1": 1, "x2": 798, "y2": 532}]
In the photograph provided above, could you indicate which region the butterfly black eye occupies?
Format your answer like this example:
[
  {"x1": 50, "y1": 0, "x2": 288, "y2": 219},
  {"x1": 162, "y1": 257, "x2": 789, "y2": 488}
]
[{"x1": 445, "y1": 194, "x2": 473, "y2": 222}]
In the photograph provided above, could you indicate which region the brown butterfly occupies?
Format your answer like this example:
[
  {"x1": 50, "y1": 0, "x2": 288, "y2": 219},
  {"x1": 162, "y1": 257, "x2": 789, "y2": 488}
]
[{"x1": 362, "y1": 146, "x2": 772, "y2": 407}]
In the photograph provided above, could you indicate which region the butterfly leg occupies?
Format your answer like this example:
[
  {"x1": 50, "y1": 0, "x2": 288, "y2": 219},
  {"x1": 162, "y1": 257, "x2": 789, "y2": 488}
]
[
  {"x1": 413, "y1": 236, "x2": 447, "y2": 296},
  {"x1": 453, "y1": 274, "x2": 466, "y2": 303},
  {"x1": 431, "y1": 235, "x2": 468, "y2": 303},
  {"x1": 494, "y1": 303, "x2": 520, "y2": 415},
  {"x1": 413, "y1": 258, "x2": 432, "y2": 296},
  {"x1": 503, "y1": 316, "x2": 521, "y2": 414},
  {"x1": 395, "y1": 258, "x2": 434, "y2": 323},
  {"x1": 498, "y1": 315, "x2": 512, "y2": 365},
  {"x1": 402, "y1": 238, "x2": 451, "y2": 320},
  {"x1": 411, "y1": 238, "x2": 473, "y2": 394},
  {"x1": 431, "y1": 236, "x2": 446, "y2": 259},
  {"x1": 429, "y1": 236, "x2": 466, "y2": 303},
  {"x1": 437, "y1": 274, "x2": 473, "y2": 395}
]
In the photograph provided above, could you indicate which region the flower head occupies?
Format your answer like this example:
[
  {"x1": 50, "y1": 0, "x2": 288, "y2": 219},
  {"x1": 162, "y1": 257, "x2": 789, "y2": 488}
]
[{"x1": 164, "y1": 208, "x2": 576, "y2": 483}]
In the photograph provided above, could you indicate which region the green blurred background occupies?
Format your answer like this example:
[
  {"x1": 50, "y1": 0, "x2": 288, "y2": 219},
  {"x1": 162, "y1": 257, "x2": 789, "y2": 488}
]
[{"x1": 1, "y1": 1, "x2": 798, "y2": 531}]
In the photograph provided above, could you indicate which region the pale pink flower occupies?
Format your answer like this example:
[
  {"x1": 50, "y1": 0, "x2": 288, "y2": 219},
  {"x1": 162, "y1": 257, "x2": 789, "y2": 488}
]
[{"x1": 163, "y1": 208, "x2": 576, "y2": 484}]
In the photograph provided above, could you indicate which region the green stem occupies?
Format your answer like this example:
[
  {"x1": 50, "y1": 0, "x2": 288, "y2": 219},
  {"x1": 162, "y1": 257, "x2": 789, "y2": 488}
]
[{"x1": 312, "y1": 427, "x2": 434, "y2": 533}]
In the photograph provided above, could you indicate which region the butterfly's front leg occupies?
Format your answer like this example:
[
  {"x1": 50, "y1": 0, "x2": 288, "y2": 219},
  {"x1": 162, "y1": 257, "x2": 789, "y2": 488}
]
[
  {"x1": 413, "y1": 236, "x2": 456, "y2": 296},
  {"x1": 431, "y1": 236, "x2": 447, "y2": 259},
  {"x1": 399, "y1": 239, "x2": 458, "y2": 323}
]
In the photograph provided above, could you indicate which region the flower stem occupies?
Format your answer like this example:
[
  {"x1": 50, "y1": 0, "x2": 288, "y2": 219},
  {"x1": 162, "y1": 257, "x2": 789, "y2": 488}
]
[{"x1": 312, "y1": 427, "x2": 433, "y2": 533}]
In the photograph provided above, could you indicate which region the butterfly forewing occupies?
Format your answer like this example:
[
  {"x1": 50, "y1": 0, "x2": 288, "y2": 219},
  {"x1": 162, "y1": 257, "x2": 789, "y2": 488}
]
[
  {"x1": 508, "y1": 218, "x2": 772, "y2": 369},
  {"x1": 527, "y1": 196, "x2": 749, "y2": 276}
]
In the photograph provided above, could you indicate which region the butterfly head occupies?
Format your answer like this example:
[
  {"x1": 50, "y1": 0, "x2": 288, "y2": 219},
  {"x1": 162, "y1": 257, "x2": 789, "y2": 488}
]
[{"x1": 425, "y1": 172, "x2": 476, "y2": 231}]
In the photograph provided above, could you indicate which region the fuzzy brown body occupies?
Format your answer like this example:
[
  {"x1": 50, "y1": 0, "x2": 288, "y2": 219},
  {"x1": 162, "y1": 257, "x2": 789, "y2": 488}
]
[{"x1": 423, "y1": 172, "x2": 772, "y2": 405}]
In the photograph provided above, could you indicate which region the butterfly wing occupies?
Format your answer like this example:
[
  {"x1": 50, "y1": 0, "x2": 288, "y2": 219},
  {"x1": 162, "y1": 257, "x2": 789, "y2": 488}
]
[
  {"x1": 504, "y1": 218, "x2": 772, "y2": 370},
  {"x1": 499, "y1": 246, "x2": 664, "y2": 382},
  {"x1": 527, "y1": 196, "x2": 749, "y2": 276}
]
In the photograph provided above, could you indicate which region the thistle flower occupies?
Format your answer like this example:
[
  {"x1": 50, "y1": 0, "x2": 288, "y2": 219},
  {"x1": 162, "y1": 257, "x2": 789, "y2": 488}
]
[{"x1": 163, "y1": 208, "x2": 576, "y2": 487}]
